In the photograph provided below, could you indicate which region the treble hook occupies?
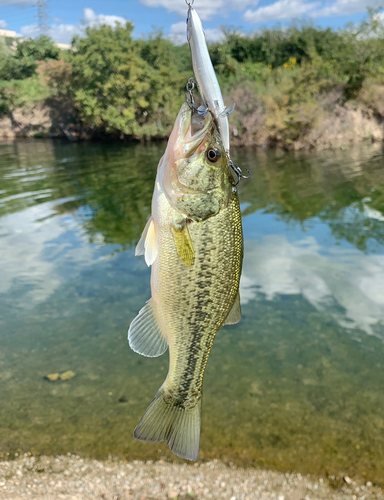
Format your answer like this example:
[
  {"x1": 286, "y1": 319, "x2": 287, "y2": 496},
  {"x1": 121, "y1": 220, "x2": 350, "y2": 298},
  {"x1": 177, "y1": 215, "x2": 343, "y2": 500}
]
[
  {"x1": 227, "y1": 154, "x2": 251, "y2": 186},
  {"x1": 185, "y1": 0, "x2": 194, "y2": 5}
]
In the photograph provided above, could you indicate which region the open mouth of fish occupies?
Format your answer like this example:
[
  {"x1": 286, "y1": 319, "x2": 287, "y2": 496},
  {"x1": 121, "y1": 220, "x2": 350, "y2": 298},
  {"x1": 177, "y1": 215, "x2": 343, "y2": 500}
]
[{"x1": 171, "y1": 103, "x2": 217, "y2": 161}]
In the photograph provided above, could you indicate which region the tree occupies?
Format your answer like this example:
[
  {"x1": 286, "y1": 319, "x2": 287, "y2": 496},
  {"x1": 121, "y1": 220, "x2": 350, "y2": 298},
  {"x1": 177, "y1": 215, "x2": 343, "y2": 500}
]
[
  {"x1": 16, "y1": 36, "x2": 60, "y2": 61},
  {"x1": 70, "y1": 23, "x2": 187, "y2": 139},
  {"x1": 0, "y1": 36, "x2": 61, "y2": 81}
]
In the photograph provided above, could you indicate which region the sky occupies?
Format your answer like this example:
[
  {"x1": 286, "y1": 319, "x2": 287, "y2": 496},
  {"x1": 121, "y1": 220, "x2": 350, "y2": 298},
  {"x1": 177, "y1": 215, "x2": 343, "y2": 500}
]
[{"x1": 0, "y1": 0, "x2": 383, "y2": 44}]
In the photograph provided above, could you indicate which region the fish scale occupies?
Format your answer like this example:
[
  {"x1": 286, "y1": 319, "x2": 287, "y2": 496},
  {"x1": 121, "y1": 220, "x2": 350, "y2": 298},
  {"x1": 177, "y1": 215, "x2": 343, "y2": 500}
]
[{"x1": 156, "y1": 197, "x2": 242, "y2": 404}]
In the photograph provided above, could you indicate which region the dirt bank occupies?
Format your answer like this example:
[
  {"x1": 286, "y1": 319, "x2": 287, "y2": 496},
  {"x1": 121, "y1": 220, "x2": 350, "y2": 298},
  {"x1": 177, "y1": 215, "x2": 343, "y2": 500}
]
[
  {"x1": 0, "y1": 98, "x2": 383, "y2": 150},
  {"x1": 227, "y1": 86, "x2": 384, "y2": 151},
  {"x1": 0, "y1": 455, "x2": 383, "y2": 500},
  {"x1": 0, "y1": 99, "x2": 78, "y2": 140}
]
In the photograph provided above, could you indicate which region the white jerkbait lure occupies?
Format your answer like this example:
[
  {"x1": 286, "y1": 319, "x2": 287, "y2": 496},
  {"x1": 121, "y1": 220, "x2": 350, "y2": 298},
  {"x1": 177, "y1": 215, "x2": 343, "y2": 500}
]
[
  {"x1": 186, "y1": 4, "x2": 251, "y2": 185},
  {"x1": 186, "y1": 4, "x2": 235, "y2": 156}
]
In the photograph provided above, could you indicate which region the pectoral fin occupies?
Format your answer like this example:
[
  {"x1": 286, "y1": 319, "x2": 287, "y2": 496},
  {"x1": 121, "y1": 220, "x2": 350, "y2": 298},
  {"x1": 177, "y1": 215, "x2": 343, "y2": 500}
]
[
  {"x1": 128, "y1": 299, "x2": 168, "y2": 357},
  {"x1": 224, "y1": 291, "x2": 241, "y2": 325},
  {"x1": 135, "y1": 217, "x2": 158, "y2": 266},
  {"x1": 171, "y1": 222, "x2": 194, "y2": 267}
]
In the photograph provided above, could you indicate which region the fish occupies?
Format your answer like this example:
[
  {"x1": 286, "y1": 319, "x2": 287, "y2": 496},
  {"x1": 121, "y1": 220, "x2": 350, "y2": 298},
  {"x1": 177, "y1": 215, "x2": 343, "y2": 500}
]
[
  {"x1": 128, "y1": 102, "x2": 243, "y2": 461},
  {"x1": 186, "y1": 5, "x2": 235, "y2": 157}
]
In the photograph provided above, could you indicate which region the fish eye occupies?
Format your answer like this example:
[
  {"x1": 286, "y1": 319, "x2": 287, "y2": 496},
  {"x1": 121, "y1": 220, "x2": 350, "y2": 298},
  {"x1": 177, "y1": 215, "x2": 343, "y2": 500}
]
[{"x1": 207, "y1": 149, "x2": 220, "y2": 163}]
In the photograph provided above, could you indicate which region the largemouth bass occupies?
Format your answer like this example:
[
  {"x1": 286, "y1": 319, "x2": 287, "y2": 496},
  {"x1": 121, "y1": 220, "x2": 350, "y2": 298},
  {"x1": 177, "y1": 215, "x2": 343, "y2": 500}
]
[
  {"x1": 128, "y1": 103, "x2": 243, "y2": 461},
  {"x1": 187, "y1": 6, "x2": 234, "y2": 156}
]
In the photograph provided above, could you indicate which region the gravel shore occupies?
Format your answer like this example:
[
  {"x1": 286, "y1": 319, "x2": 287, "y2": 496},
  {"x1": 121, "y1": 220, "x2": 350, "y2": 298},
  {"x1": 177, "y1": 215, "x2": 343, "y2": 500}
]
[{"x1": 0, "y1": 455, "x2": 383, "y2": 500}]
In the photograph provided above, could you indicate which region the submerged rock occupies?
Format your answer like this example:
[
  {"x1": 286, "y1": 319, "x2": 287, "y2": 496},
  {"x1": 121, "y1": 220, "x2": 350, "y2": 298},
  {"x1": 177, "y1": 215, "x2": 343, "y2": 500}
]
[
  {"x1": 60, "y1": 371, "x2": 76, "y2": 381},
  {"x1": 44, "y1": 371, "x2": 77, "y2": 381}
]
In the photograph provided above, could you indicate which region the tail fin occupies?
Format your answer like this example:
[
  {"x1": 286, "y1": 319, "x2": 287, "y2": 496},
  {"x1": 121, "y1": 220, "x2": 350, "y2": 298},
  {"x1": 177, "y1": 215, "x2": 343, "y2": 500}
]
[{"x1": 134, "y1": 387, "x2": 202, "y2": 461}]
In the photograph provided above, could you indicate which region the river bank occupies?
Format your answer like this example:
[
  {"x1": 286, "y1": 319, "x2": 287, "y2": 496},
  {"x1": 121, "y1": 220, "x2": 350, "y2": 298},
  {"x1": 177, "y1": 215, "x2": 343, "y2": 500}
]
[
  {"x1": 2, "y1": 14, "x2": 384, "y2": 151},
  {"x1": 1, "y1": 454, "x2": 383, "y2": 500},
  {"x1": 0, "y1": 95, "x2": 383, "y2": 151}
]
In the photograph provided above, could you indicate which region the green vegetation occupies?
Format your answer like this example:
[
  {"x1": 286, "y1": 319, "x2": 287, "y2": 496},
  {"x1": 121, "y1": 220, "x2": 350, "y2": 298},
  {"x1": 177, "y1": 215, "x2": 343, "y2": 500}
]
[
  {"x1": 0, "y1": 36, "x2": 58, "y2": 113},
  {"x1": 1, "y1": 9, "x2": 384, "y2": 146},
  {"x1": 70, "y1": 24, "x2": 188, "y2": 138}
]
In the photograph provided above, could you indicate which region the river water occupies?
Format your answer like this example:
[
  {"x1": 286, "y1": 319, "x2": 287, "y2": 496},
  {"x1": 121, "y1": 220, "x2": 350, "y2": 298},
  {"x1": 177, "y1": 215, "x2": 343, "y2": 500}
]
[{"x1": 0, "y1": 140, "x2": 383, "y2": 483}]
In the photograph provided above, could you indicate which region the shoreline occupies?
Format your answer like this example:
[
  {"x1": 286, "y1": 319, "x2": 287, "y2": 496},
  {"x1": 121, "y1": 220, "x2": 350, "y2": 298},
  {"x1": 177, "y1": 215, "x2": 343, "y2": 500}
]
[
  {"x1": 1, "y1": 454, "x2": 383, "y2": 500},
  {"x1": 0, "y1": 99, "x2": 383, "y2": 151}
]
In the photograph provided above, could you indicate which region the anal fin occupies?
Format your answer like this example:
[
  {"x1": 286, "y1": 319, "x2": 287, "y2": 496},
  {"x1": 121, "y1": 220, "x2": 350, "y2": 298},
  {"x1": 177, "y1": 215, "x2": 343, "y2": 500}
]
[
  {"x1": 224, "y1": 291, "x2": 241, "y2": 325},
  {"x1": 128, "y1": 299, "x2": 167, "y2": 357}
]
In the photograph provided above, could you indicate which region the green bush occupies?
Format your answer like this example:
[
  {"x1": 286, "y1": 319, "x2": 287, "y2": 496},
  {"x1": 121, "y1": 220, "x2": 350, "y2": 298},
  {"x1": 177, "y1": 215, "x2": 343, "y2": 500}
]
[
  {"x1": 210, "y1": 24, "x2": 346, "y2": 69},
  {"x1": 0, "y1": 56, "x2": 36, "y2": 80},
  {"x1": 0, "y1": 75, "x2": 49, "y2": 115},
  {"x1": 70, "y1": 23, "x2": 187, "y2": 138},
  {"x1": 15, "y1": 36, "x2": 60, "y2": 62},
  {"x1": 37, "y1": 59, "x2": 73, "y2": 97},
  {"x1": 0, "y1": 36, "x2": 61, "y2": 82}
]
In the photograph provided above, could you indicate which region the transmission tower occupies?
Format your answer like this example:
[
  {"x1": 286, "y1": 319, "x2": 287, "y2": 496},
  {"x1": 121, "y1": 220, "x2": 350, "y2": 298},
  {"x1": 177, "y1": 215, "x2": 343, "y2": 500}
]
[{"x1": 36, "y1": 0, "x2": 49, "y2": 36}]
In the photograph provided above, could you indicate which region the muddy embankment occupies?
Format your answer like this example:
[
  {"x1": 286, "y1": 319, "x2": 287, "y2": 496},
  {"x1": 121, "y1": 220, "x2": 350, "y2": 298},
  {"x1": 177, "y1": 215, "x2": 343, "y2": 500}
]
[
  {"x1": 0, "y1": 98, "x2": 80, "y2": 142},
  {"x1": 227, "y1": 85, "x2": 384, "y2": 151},
  {"x1": 0, "y1": 93, "x2": 383, "y2": 150}
]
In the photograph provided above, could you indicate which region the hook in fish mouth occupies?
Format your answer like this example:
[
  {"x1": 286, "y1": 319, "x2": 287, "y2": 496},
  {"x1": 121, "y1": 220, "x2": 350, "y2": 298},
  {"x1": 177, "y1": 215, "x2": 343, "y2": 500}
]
[
  {"x1": 172, "y1": 103, "x2": 214, "y2": 161},
  {"x1": 185, "y1": 78, "x2": 251, "y2": 186},
  {"x1": 184, "y1": 88, "x2": 251, "y2": 186}
]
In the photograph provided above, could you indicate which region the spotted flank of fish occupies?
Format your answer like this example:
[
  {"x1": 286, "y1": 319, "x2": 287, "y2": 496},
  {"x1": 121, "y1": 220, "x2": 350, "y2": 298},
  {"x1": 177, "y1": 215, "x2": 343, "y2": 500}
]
[{"x1": 128, "y1": 103, "x2": 243, "y2": 461}]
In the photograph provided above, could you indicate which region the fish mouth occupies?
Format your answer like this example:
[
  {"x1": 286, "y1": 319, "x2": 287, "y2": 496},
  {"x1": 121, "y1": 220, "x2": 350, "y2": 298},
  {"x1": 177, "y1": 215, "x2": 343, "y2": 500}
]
[
  {"x1": 159, "y1": 103, "x2": 218, "y2": 204},
  {"x1": 175, "y1": 103, "x2": 214, "y2": 158}
]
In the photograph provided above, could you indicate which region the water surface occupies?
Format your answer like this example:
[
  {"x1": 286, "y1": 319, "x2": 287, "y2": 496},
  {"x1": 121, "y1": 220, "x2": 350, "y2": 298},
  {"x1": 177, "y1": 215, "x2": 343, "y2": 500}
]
[{"x1": 0, "y1": 140, "x2": 384, "y2": 484}]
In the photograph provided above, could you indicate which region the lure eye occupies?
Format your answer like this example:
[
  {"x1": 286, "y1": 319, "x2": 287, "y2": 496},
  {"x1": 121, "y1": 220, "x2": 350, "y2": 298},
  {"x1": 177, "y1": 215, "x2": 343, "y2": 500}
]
[{"x1": 207, "y1": 149, "x2": 220, "y2": 163}]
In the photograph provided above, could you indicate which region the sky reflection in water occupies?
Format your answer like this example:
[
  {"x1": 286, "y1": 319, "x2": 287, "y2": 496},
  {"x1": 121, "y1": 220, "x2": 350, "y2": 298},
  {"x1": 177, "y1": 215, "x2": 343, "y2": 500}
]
[{"x1": 0, "y1": 140, "x2": 384, "y2": 482}]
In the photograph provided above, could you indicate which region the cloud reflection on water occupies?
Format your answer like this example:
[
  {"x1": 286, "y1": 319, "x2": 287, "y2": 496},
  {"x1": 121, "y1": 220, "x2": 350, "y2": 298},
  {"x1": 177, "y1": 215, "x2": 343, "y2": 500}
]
[
  {"x1": 240, "y1": 234, "x2": 384, "y2": 338},
  {"x1": 2, "y1": 200, "x2": 384, "y2": 339},
  {"x1": 0, "y1": 200, "x2": 95, "y2": 307}
]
